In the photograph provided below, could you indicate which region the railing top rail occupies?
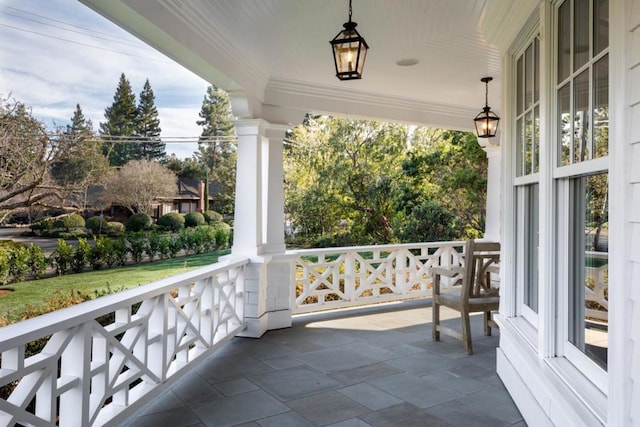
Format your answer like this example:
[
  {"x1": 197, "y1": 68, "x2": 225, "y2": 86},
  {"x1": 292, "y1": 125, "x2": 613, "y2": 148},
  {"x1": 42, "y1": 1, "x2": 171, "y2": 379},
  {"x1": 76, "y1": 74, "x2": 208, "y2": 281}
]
[
  {"x1": 288, "y1": 240, "x2": 465, "y2": 256},
  {"x1": 0, "y1": 256, "x2": 250, "y2": 348}
]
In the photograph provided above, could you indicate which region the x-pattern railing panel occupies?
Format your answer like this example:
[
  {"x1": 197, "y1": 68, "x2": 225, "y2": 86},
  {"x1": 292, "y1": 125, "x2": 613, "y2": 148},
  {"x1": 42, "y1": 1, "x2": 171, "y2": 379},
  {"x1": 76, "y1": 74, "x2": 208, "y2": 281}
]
[
  {"x1": 0, "y1": 257, "x2": 248, "y2": 427},
  {"x1": 292, "y1": 242, "x2": 465, "y2": 314}
]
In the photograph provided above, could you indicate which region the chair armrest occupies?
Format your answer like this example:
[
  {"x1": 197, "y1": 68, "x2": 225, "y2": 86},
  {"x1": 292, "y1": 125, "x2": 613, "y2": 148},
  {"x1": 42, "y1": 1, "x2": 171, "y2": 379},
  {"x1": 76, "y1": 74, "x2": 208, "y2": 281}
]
[{"x1": 431, "y1": 266, "x2": 464, "y2": 277}]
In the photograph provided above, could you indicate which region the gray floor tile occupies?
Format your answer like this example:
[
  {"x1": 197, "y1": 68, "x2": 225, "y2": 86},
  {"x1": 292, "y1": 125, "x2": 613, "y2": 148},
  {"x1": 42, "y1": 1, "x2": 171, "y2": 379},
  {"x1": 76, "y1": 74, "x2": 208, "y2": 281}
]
[
  {"x1": 286, "y1": 390, "x2": 369, "y2": 426},
  {"x1": 250, "y1": 366, "x2": 341, "y2": 400},
  {"x1": 458, "y1": 386, "x2": 525, "y2": 424},
  {"x1": 138, "y1": 390, "x2": 185, "y2": 416},
  {"x1": 326, "y1": 418, "x2": 372, "y2": 427},
  {"x1": 189, "y1": 389, "x2": 289, "y2": 427},
  {"x1": 368, "y1": 373, "x2": 460, "y2": 409},
  {"x1": 340, "y1": 341, "x2": 399, "y2": 362},
  {"x1": 125, "y1": 406, "x2": 201, "y2": 427},
  {"x1": 213, "y1": 377, "x2": 260, "y2": 396},
  {"x1": 257, "y1": 411, "x2": 315, "y2": 427},
  {"x1": 360, "y1": 403, "x2": 451, "y2": 427},
  {"x1": 421, "y1": 370, "x2": 489, "y2": 395},
  {"x1": 385, "y1": 352, "x2": 456, "y2": 376},
  {"x1": 261, "y1": 355, "x2": 305, "y2": 370},
  {"x1": 295, "y1": 347, "x2": 379, "y2": 373},
  {"x1": 328, "y1": 362, "x2": 403, "y2": 386},
  {"x1": 425, "y1": 400, "x2": 510, "y2": 427},
  {"x1": 337, "y1": 383, "x2": 403, "y2": 410},
  {"x1": 196, "y1": 353, "x2": 272, "y2": 382},
  {"x1": 172, "y1": 373, "x2": 223, "y2": 405}
]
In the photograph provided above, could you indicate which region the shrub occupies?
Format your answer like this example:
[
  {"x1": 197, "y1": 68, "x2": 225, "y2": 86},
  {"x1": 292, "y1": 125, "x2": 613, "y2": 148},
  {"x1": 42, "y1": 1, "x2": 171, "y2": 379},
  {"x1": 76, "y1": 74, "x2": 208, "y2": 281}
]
[
  {"x1": 49, "y1": 239, "x2": 74, "y2": 275},
  {"x1": 158, "y1": 235, "x2": 172, "y2": 259},
  {"x1": 126, "y1": 213, "x2": 152, "y2": 232},
  {"x1": 88, "y1": 236, "x2": 108, "y2": 270},
  {"x1": 27, "y1": 244, "x2": 47, "y2": 279},
  {"x1": 0, "y1": 249, "x2": 10, "y2": 286},
  {"x1": 168, "y1": 235, "x2": 184, "y2": 258},
  {"x1": 8, "y1": 245, "x2": 29, "y2": 282},
  {"x1": 127, "y1": 234, "x2": 146, "y2": 264},
  {"x1": 146, "y1": 233, "x2": 162, "y2": 261},
  {"x1": 157, "y1": 212, "x2": 185, "y2": 232},
  {"x1": 54, "y1": 213, "x2": 86, "y2": 230},
  {"x1": 72, "y1": 238, "x2": 91, "y2": 273},
  {"x1": 59, "y1": 229, "x2": 89, "y2": 239},
  {"x1": 110, "y1": 237, "x2": 128, "y2": 267},
  {"x1": 203, "y1": 210, "x2": 223, "y2": 224},
  {"x1": 106, "y1": 221, "x2": 125, "y2": 235},
  {"x1": 214, "y1": 226, "x2": 231, "y2": 249},
  {"x1": 184, "y1": 212, "x2": 205, "y2": 228},
  {"x1": 85, "y1": 215, "x2": 107, "y2": 234},
  {"x1": 30, "y1": 217, "x2": 55, "y2": 235}
]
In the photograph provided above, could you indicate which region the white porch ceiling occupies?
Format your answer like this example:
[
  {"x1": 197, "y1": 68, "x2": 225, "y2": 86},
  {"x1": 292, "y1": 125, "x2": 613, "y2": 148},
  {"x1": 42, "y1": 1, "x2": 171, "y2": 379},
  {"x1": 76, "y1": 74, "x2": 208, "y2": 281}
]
[{"x1": 79, "y1": 0, "x2": 536, "y2": 130}]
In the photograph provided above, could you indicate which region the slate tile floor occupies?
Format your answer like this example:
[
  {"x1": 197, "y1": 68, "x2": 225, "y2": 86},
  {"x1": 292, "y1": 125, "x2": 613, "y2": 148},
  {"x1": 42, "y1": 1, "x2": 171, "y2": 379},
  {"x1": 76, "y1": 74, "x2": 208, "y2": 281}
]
[{"x1": 125, "y1": 300, "x2": 526, "y2": 427}]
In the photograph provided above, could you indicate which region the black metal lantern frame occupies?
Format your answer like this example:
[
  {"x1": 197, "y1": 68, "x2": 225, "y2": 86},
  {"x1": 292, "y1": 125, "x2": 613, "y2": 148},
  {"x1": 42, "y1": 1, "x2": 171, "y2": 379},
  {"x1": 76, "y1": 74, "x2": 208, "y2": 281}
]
[
  {"x1": 330, "y1": 0, "x2": 369, "y2": 80},
  {"x1": 474, "y1": 77, "x2": 500, "y2": 138}
]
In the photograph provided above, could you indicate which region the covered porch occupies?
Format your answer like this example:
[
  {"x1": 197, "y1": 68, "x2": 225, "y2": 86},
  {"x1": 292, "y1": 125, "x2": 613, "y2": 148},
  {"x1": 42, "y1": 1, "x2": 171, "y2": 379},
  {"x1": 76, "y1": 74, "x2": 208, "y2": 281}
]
[{"x1": 125, "y1": 300, "x2": 523, "y2": 427}]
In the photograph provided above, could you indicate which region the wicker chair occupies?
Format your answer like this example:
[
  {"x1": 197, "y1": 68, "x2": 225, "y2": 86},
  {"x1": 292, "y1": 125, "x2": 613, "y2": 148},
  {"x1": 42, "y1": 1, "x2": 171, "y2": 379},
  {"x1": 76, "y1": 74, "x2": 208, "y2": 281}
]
[{"x1": 431, "y1": 240, "x2": 501, "y2": 354}]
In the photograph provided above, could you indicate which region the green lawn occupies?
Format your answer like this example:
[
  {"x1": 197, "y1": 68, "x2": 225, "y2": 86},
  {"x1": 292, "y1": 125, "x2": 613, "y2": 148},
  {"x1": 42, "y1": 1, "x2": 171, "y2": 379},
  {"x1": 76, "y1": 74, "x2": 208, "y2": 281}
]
[{"x1": 0, "y1": 250, "x2": 230, "y2": 322}]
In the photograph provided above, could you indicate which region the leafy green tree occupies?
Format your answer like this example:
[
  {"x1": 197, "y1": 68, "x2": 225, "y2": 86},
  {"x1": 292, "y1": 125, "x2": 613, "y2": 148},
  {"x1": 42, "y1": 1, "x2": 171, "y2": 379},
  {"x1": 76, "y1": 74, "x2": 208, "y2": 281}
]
[
  {"x1": 164, "y1": 154, "x2": 207, "y2": 180},
  {"x1": 136, "y1": 79, "x2": 165, "y2": 161},
  {"x1": 196, "y1": 85, "x2": 236, "y2": 214},
  {"x1": 50, "y1": 104, "x2": 110, "y2": 211},
  {"x1": 285, "y1": 116, "x2": 408, "y2": 244},
  {"x1": 100, "y1": 73, "x2": 138, "y2": 166}
]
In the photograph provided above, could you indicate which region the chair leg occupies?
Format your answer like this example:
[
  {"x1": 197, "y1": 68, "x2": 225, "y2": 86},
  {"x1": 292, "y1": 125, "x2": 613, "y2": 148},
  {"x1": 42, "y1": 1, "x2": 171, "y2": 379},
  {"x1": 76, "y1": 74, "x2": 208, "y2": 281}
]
[
  {"x1": 432, "y1": 299, "x2": 440, "y2": 341},
  {"x1": 484, "y1": 311, "x2": 492, "y2": 336},
  {"x1": 462, "y1": 310, "x2": 473, "y2": 355}
]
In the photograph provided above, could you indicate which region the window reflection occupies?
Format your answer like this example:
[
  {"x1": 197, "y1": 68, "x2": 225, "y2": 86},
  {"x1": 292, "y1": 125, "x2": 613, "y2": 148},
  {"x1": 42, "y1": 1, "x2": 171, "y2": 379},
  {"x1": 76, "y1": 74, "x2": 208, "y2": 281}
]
[{"x1": 569, "y1": 173, "x2": 608, "y2": 370}]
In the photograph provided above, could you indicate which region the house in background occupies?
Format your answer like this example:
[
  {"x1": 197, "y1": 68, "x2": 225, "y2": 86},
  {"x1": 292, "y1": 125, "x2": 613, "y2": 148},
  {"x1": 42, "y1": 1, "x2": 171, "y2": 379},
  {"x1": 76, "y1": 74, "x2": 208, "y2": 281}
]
[
  {"x1": 39, "y1": 0, "x2": 640, "y2": 425},
  {"x1": 154, "y1": 177, "x2": 205, "y2": 218}
]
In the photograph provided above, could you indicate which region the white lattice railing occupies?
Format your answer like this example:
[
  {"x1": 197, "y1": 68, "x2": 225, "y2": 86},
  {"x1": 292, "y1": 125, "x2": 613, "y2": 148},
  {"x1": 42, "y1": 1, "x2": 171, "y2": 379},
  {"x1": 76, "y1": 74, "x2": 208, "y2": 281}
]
[
  {"x1": 0, "y1": 257, "x2": 248, "y2": 427},
  {"x1": 290, "y1": 241, "x2": 465, "y2": 314},
  {"x1": 585, "y1": 251, "x2": 608, "y2": 322}
]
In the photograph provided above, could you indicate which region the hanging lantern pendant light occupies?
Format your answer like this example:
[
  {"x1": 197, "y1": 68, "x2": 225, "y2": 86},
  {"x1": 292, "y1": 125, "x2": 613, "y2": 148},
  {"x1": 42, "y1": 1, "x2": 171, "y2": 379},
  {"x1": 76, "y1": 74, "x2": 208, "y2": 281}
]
[
  {"x1": 474, "y1": 77, "x2": 500, "y2": 138},
  {"x1": 330, "y1": 0, "x2": 369, "y2": 80}
]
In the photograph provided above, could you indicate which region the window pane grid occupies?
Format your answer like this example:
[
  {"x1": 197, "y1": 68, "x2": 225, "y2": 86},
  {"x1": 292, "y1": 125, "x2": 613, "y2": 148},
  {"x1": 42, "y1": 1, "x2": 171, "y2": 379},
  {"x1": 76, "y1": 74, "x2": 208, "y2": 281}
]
[{"x1": 516, "y1": 36, "x2": 540, "y2": 178}]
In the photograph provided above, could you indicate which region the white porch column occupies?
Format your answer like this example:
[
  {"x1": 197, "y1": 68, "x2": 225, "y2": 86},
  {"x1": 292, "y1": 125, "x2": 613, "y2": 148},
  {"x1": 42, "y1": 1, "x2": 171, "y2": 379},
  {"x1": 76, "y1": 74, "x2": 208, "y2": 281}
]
[
  {"x1": 479, "y1": 140, "x2": 502, "y2": 242},
  {"x1": 231, "y1": 119, "x2": 291, "y2": 337}
]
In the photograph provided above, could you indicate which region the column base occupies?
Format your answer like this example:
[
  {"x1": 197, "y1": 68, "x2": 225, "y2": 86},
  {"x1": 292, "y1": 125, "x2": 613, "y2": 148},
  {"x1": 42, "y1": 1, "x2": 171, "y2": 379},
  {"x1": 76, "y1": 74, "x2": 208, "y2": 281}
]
[{"x1": 239, "y1": 309, "x2": 292, "y2": 338}]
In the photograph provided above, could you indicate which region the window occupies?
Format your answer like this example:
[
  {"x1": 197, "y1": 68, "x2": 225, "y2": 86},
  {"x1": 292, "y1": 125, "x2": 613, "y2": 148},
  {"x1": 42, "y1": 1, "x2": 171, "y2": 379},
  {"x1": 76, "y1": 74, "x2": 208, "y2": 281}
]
[
  {"x1": 514, "y1": 34, "x2": 540, "y2": 321},
  {"x1": 555, "y1": 0, "x2": 609, "y2": 379}
]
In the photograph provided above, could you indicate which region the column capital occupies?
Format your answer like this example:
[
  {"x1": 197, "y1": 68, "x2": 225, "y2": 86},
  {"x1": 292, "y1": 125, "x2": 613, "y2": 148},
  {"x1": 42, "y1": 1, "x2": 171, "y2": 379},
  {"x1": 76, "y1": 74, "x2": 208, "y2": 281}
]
[{"x1": 233, "y1": 118, "x2": 270, "y2": 136}]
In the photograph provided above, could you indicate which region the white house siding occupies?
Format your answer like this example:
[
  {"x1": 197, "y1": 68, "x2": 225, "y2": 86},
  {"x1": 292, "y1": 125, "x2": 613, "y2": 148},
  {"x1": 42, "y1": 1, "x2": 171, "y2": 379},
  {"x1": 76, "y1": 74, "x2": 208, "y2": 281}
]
[
  {"x1": 629, "y1": 0, "x2": 640, "y2": 424},
  {"x1": 498, "y1": 0, "x2": 640, "y2": 425}
]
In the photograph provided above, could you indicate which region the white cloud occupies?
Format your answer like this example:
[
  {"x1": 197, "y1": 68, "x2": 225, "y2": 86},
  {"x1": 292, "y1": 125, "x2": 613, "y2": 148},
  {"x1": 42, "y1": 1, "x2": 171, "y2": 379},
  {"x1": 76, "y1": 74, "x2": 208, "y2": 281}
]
[{"x1": 0, "y1": 0, "x2": 210, "y2": 158}]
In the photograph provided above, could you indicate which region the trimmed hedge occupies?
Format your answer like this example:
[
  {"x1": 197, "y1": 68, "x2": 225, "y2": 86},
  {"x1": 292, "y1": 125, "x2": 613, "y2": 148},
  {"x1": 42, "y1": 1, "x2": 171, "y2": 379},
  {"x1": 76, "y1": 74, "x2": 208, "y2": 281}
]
[
  {"x1": 126, "y1": 213, "x2": 152, "y2": 232},
  {"x1": 85, "y1": 216, "x2": 107, "y2": 234},
  {"x1": 54, "y1": 213, "x2": 85, "y2": 230},
  {"x1": 157, "y1": 213, "x2": 185, "y2": 232},
  {"x1": 203, "y1": 210, "x2": 223, "y2": 224},
  {"x1": 185, "y1": 212, "x2": 205, "y2": 228}
]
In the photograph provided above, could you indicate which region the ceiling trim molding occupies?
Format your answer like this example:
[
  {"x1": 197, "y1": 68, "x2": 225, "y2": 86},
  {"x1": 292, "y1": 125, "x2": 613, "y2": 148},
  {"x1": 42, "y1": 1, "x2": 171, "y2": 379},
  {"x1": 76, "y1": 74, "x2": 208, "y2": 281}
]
[
  {"x1": 265, "y1": 78, "x2": 479, "y2": 119},
  {"x1": 483, "y1": 0, "x2": 540, "y2": 52}
]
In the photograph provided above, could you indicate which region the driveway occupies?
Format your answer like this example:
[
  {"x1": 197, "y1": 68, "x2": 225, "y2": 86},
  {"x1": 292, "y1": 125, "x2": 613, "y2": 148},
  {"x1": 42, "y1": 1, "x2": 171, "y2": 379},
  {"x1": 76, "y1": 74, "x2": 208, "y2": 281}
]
[{"x1": 0, "y1": 227, "x2": 73, "y2": 253}]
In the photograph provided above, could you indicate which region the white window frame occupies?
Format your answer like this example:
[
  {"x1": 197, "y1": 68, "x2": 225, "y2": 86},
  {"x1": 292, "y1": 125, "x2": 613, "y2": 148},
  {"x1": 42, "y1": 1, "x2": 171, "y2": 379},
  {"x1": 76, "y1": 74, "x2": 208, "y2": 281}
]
[
  {"x1": 513, "y1": 28, "x2": 542, "y2": 328},
  {"x1": 552, "y1": 0, "x2": 609, "y2": 393}
]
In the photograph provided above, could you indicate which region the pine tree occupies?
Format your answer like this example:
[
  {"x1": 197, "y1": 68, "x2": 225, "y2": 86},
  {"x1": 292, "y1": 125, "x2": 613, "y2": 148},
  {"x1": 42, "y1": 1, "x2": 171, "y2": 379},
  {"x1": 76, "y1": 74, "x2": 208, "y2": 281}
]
[
  {"x1": 100, "y1": 73, "x2": 138, "y2": 166},
  {"x1": 66, "y1": 104, "x2": 93, "y2": 135},
  {"x1": 196, "y1": 85, "x2": 236, "y2": 214},
  {"x1": 136, "y1": 79, "x2": 165, "y2": 161}
]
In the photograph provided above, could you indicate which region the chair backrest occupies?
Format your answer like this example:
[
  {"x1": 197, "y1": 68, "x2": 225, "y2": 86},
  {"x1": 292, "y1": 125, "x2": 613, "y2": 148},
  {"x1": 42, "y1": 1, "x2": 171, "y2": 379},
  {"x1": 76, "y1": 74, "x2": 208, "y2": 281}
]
[{"x1": 461, "y1": 240, "x2": 501, "y2": 301}]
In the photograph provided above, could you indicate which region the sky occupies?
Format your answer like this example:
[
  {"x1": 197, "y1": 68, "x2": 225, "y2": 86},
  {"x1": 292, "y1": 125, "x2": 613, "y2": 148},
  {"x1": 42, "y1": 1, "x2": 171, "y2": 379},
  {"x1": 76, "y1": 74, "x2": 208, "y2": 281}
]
[{"x1": 0, "y1": 0, "x2": 210, "y2": 159}]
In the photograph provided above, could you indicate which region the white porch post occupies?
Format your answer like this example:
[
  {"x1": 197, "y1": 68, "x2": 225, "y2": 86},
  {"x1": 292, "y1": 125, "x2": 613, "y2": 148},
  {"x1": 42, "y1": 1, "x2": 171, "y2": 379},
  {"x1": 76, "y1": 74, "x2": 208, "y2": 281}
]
[
  {"x1": 479, "y1": 140, "x2": 502, "y2": 242},
  {"x1": 232, "y1": 119, "x2": 291, "y2": 337}
]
